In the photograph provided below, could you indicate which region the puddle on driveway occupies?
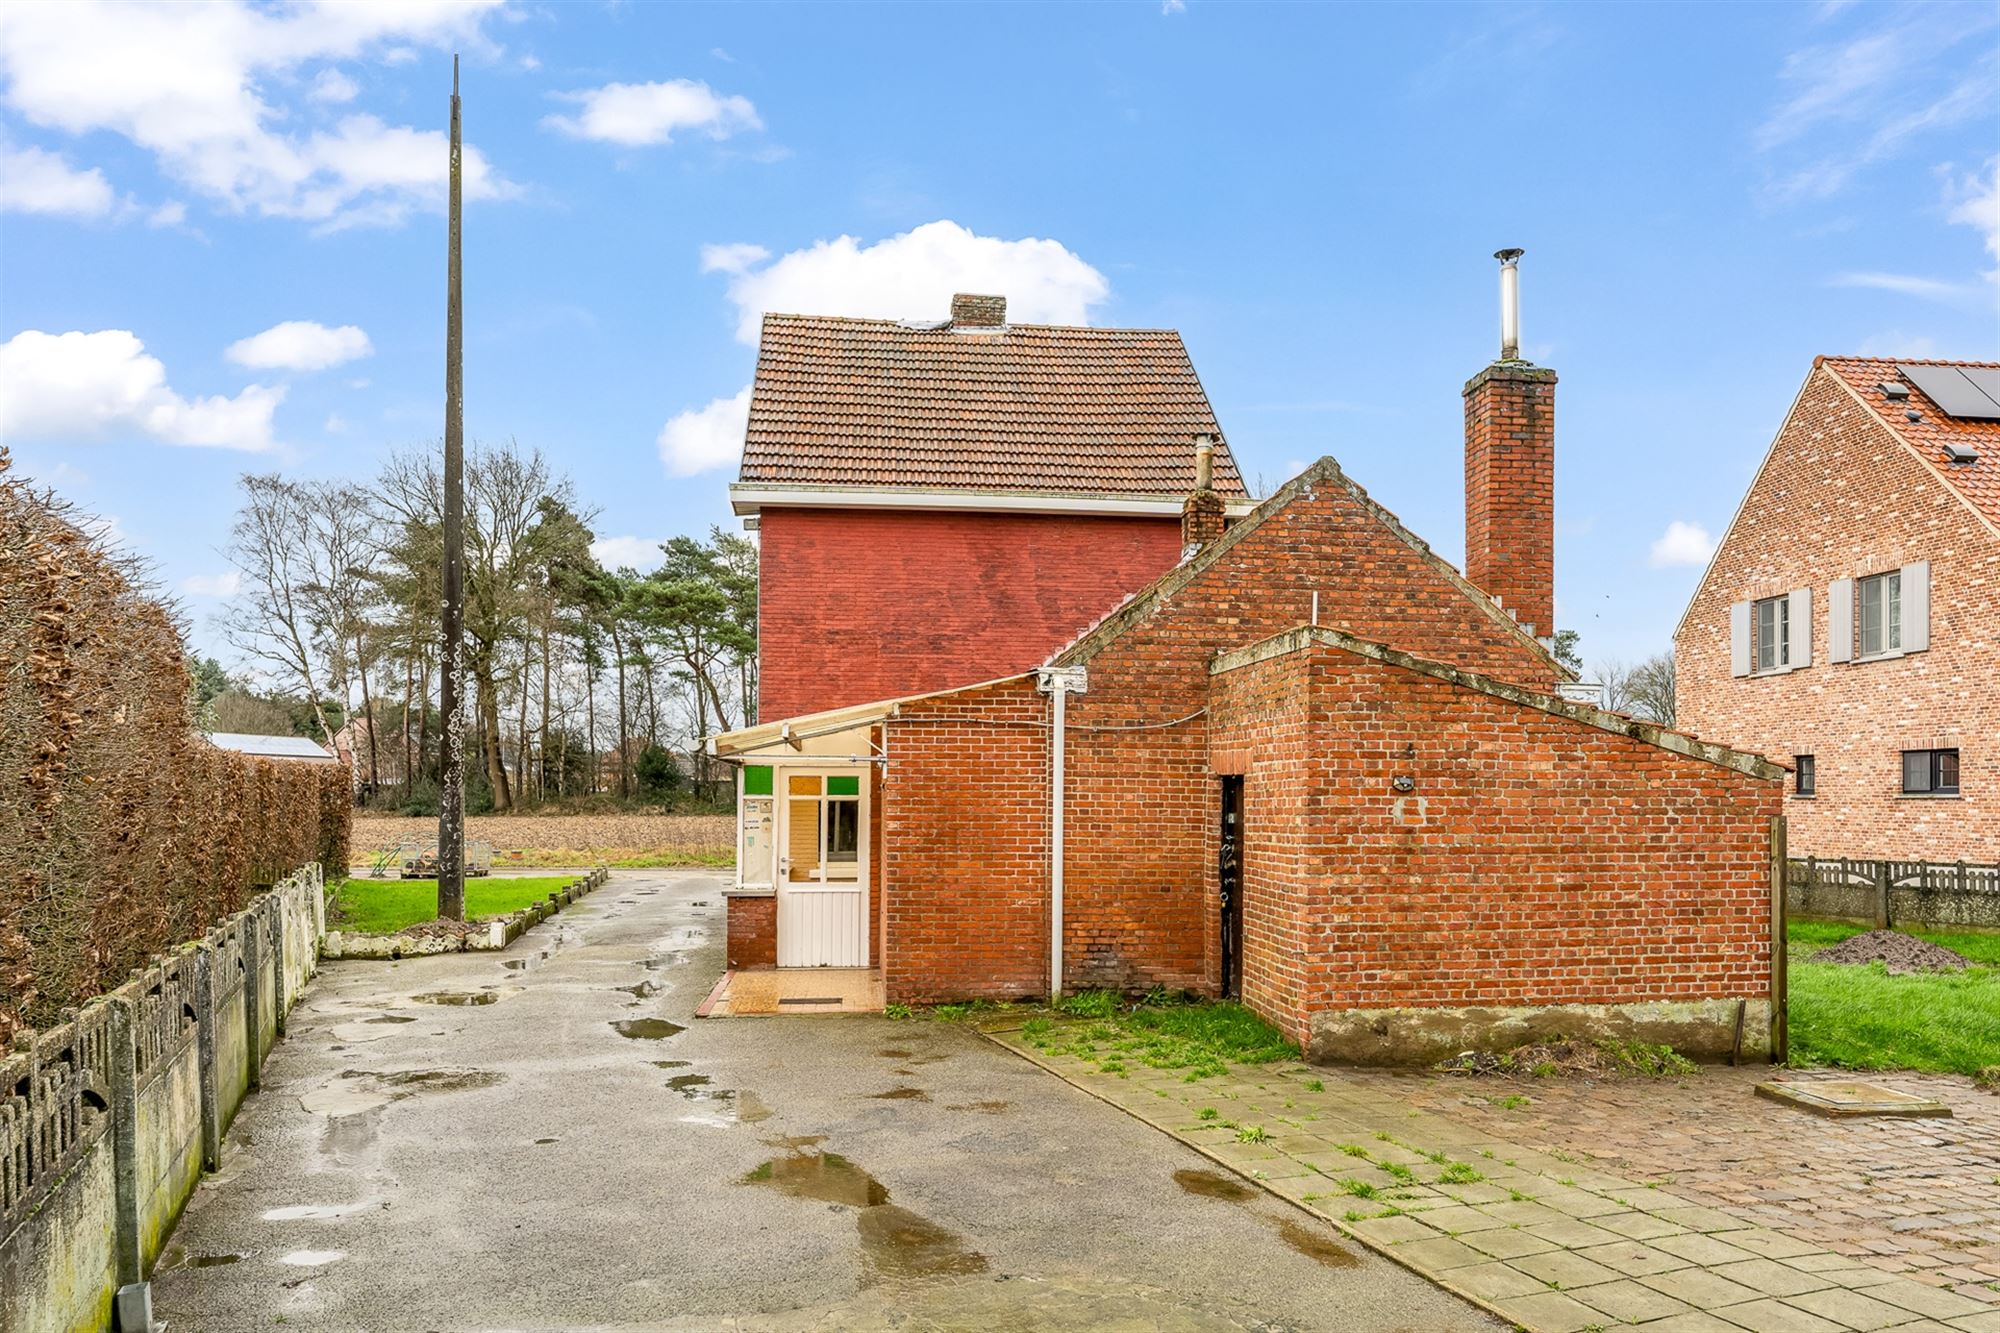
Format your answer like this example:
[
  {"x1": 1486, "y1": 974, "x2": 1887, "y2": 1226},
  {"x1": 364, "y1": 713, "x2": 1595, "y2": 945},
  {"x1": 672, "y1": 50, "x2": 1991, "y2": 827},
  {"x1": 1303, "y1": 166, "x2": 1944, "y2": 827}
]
[
  {"x1": 502, "y1": 953, "x2": 550, "y2": 972},
  {"x1": 278, "y1": 1250, "x2": 346, "y2": 1267},
  {"x1": 944, "y1": 1100, "x2": 1011, "y2": 1114},
  {"x1": 1277, "y1": 1218, "x2": 1361, "y2": 1269},
  {"x1": 652, "y1": 1060, "x2": 691, "y2": 1069},
  {"x1": 743, "y1": 1150, "x2": 987, "y2": 1284},
  {"x1": 869, "y1": 1087, "x2": 930, "y2": 1102},
  {"x1": 364, "y1": 1015, "x2": 417, "y2": 1025},
  {"x1": 1174, "y1": 1169, "x2": 1255, "y2": 1202},
  {"x1": 261, "y1": 1203, "x2": 374, "y2": 1222},
  {"x1": 666, "y1": 1074, "x2": 712, "y2": 1093},
  {"x1": 161, "y1": 1248, "x2": 249, "y2": 1270},
  {"x1": 300, "y1": 1068, "x2": 505, "y2": 1117},
  {"x1": 618, "y1": 980, "x2": 663, "y2": 1002},
  {"x1": 877, "y1": 1048, "x2": 911, "y2": 1059},
  {"x1": 412, "y1": 989, "x2": 514, "y2": 1006},
  {"x1": 613, "y1": 1018, "x2": 685, "y2": 1040}
]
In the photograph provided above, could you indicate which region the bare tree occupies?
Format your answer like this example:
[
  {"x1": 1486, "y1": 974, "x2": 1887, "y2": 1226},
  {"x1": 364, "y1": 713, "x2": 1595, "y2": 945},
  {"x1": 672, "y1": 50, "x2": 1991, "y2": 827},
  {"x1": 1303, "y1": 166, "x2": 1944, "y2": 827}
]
[
  {"x1": 219, "y1": 476, "x2": 340, "y2": 743},
  {"x1": 1627, "y1": 650, "x2": 1676, "y2": 727}
]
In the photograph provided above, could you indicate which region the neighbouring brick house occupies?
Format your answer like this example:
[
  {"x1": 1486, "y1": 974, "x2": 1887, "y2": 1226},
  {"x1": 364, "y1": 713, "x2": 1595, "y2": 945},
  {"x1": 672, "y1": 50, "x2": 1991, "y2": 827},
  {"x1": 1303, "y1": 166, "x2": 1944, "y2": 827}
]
[
  {"x1": 715, "y1": 273, "x2": 1786, "y2": 1062},
  {"x1": 1676, "y1": 358, "x2": 1999, "y2": 863}
]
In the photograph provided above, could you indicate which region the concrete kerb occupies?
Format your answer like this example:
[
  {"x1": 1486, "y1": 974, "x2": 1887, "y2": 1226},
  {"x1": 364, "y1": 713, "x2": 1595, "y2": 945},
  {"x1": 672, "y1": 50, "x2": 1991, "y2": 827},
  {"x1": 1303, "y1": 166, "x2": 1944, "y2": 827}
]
[
  {"x1": 320, "y1": 867, "x2": 608, "y2": 960},
  {"x1": 978, "y1": 1027, "x2": 1532, "y2": 1333}
]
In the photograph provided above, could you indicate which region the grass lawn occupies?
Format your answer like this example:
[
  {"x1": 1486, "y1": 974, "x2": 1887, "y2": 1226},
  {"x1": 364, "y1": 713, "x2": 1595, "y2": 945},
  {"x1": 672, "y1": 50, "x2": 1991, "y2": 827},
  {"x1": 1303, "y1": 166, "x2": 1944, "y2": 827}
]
[
  {"x1": 330, "y1": 876, "x2": 575, "y2": 936},
  {"x1": 1787, "y1": 920, "x2": 2000, "y2": 1078},
  {"x1": 898, "y1": 990, "x2": 1299, "y2": 1080}
]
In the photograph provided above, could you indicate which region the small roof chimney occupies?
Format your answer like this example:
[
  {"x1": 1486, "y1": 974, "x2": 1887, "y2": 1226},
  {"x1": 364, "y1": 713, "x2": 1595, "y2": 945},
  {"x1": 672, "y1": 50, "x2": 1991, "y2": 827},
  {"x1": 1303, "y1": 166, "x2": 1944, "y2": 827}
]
[
  {"x1": 1193, "y1": 432, "x2": 1216, "y2": 492},
  {"x1": 950, "y1": 293, "x2": 1006, "y2": 328}
]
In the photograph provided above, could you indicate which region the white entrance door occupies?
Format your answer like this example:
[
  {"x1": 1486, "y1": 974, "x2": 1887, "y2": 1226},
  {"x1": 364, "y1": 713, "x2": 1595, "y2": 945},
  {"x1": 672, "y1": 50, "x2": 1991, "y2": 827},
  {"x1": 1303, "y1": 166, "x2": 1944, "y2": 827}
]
[{"x1": 777, "y1": 770, "x2": 867, "y2": 967}]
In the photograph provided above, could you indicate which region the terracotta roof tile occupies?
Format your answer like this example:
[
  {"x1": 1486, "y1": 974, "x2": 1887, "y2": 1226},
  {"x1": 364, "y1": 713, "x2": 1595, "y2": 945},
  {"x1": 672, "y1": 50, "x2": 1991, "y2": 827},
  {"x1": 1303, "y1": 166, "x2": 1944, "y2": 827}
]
[
  {"x1": 1822, "y1": 356, "x2": 2000, "y2": 528},
  {"x1": 737, "y1": 313, "x2": 1248, "y2": 498}
]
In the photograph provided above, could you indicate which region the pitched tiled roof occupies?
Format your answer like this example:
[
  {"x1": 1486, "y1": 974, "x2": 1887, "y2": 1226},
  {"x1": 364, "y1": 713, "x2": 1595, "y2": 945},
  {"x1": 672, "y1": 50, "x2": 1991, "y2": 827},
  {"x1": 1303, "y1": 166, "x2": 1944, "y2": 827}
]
[
  {"x1": 737, "y1": 313, "x2": 1248, "y2": 498},
  {"x1": 1822, "y1": 357, "x2": 2000, "y2": 528}
]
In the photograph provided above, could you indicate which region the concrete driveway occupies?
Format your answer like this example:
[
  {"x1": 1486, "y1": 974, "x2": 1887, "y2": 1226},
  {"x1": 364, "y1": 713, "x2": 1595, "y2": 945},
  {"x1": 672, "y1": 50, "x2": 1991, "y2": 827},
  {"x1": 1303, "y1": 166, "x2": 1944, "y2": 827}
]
[{"x1": 152, "y1": 869, "x2": 1494, "y2": 1332}]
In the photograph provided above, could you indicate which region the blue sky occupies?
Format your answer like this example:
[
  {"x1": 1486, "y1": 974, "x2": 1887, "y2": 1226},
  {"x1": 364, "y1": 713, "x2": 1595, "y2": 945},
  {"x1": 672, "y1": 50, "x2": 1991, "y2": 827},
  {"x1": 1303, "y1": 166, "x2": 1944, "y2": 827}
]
[{"x1": 2, "y1": 0, "x2": 1995, "y2": 672}]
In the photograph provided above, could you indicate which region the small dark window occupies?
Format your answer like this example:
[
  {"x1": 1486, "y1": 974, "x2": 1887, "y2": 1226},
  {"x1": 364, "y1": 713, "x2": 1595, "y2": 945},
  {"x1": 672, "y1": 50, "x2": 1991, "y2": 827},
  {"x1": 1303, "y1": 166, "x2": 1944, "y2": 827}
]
[
  {"x1": 1795, "y1": 755, "x2": 1815, "y2": 797},
  {"x1": 1901, "y1": 749, "x2": 1959, "y2": 795}
]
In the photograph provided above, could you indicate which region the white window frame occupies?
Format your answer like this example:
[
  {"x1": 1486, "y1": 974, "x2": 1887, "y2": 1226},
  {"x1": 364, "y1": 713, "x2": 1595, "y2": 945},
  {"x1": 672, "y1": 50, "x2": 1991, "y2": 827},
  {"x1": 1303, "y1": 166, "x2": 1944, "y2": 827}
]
[
  {"x1": 1858, "y1": 570, "x2": 1902, "y2": 659},
  {"x1": 1754, "y1": 594, "x2": 1790, "y2": 673}
]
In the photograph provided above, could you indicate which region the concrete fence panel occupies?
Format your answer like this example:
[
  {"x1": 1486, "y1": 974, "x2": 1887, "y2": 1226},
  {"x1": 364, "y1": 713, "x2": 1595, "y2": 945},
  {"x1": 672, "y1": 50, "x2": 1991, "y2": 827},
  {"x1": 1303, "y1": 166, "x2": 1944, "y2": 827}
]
[
  {"x1": 1788, "y1": 857, "x2": 2000, "y2": 931},
  {"x1": 0, "y1": 862, "x2": 325, "y2": 1333}
]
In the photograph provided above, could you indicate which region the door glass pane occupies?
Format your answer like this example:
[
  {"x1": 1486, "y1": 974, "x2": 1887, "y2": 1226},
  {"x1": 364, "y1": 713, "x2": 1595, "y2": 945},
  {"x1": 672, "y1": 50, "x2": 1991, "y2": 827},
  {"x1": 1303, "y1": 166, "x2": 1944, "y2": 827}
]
[
  {"x1": 787, "y1": 798, "x2": 822, "y2": 879},
  {"x1": 826, "y1": 799, "x2": 860, "y2": 863}
]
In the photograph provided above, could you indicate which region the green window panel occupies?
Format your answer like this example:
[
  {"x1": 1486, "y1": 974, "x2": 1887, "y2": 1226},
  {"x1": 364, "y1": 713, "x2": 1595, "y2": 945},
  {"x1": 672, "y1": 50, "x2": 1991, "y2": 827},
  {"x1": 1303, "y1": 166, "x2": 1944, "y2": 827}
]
[
  {"x1": 827, "y1": 774, "x2": 861, "y2": 796},
  {"x1": 743, "y1": 765, "x2": 773, "y2": 796}
]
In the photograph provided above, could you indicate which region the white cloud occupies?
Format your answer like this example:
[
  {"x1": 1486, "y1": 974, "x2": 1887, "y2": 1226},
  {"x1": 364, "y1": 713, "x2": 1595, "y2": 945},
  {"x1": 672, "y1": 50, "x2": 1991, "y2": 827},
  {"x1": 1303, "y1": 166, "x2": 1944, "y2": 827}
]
[
  {"x1": 1946, "y1": 155, "x2": 2000, "y2": 276},
  {"x1": 707, "y1": 219, "x2": 1112, "y2": 344},
  {"x1": 657, "y1": 385, "x2": 751, "y2": 477},
  {"x1": 699, "y1": 241, "x2": 769, "y2": 275},
  {"x1": 180, "y1": 569, "x2": 243, "y2": 598},
  {"x1": 308, "y1": 68, "x2": 359, "y2": 104},
  {"x1": 226, "y1": 320, "x2": 373, "y2": 372},
  {"x1": 1828, "y1": 271, "x2": 1972, "y2": 303},
  {"x1": 0, "y1": 329, "x2": 282, "y2": 451},
  {"x1": 1756, "y1": 10, "x2": 1999, "y2": 203},
  {"x1": 324, "y1": 412, "x2": 348, "y2": 434},
  {"x1": 1648, "y1": 521, "x2": 1717, "y2": 569},
  {"x1": 590, "y1": 535, "x2": 667, "y2": 571},
  {"x1": 0, "y1": 141, "x2": 115, "y2": 216},
  {"x1": 0, "y1": 0, "x2": 513, "y2": 230},
  {"x1": 543, "y1": 79, "x2": 760, "y2": 146},
  {"x1": 1162, "y1": 0, "x2": 1187, "y2": 12},
  {"x1": 147, "y1": 200, "x2": 187, "y2": 228}
]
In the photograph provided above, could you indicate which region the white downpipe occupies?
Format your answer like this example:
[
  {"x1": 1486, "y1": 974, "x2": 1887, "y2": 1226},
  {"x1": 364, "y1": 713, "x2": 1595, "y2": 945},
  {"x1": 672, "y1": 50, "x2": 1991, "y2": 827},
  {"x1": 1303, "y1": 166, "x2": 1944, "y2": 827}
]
[{"x1": 1049, "y1": 680, "x2": 1066, "y2": 1001}]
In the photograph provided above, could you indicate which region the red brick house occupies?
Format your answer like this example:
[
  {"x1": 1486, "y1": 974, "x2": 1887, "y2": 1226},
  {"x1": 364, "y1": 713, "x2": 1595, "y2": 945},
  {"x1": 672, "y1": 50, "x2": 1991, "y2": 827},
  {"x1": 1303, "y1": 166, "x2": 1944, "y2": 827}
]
[
  {"x1": 716, "y1": 273, "x2": 1785, "y2": 1062},
  {"x1": 1676, "y1": 358, "x2": 1999, "y2": 863},
  {"x1": 731, "y1": 292, "x2": 1252, "y2": 722}
]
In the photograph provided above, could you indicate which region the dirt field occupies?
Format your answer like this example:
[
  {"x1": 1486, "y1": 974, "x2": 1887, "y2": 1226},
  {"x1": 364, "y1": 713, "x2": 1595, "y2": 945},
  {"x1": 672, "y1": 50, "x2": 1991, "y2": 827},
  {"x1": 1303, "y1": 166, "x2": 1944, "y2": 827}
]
[{"x1": 351, "y1": 813, "x2": 733, "y2": 868}]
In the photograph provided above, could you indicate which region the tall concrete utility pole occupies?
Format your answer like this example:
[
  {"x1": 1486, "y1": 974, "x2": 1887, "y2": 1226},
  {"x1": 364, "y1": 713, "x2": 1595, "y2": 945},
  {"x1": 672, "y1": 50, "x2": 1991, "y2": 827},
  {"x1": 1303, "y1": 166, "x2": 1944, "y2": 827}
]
[{"x1": 436, "y1": 54, "x2": 467, "y2": 921}]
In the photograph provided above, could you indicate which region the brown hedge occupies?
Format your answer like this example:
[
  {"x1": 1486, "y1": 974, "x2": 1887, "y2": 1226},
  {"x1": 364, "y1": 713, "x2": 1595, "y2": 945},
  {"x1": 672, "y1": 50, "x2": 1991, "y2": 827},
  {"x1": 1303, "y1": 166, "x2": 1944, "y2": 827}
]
[{"x1": 0, "y1": 452, "x2": 351, "y2": 1040}]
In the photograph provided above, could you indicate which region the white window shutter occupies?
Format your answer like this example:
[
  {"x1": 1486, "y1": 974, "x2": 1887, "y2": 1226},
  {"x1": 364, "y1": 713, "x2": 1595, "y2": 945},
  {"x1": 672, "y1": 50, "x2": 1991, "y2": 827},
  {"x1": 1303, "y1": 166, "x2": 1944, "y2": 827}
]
[
  {"x1": 1828, "y1": 578, "x2": 1853, "y2": 663},
  {"x1": 1788, "y1": 587, "x2": 1811, "y2": 668},
  {"x1": 1730, "y1": 600, "x2": 1752, "y2": 677},
  {"x1": 1902, "y1": 560, "x2": 1930, "y2": 652}
]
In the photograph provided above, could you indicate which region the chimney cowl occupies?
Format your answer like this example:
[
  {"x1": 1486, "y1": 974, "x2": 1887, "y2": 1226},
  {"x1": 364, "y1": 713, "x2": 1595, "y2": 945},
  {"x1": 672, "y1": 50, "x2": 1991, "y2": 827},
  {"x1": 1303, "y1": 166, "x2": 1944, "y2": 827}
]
[
  {"x1": 950, "y1": 293, "x2": 1007, "y2": 328},
  {"x1": 1193, "y1": 433, "x2": 1216, "y2": 492},
  {"x1": 1495, "y1": 248, "x2": 1524, "y2": 362}
]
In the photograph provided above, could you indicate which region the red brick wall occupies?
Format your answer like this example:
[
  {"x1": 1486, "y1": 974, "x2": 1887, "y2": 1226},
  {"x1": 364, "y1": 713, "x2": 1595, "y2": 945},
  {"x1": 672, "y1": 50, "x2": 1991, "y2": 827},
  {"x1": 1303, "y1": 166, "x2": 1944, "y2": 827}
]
[
  {"x1": 1060, "y1": 471, "x2": 1561, "y2": 996},
  {"x1": 757, "y1": 507, "x2": 1185, "y2": 721},
  {"x1": 1463, "y1": 363, "x2": 1557, "y2": 641},
  {"x1": 880, "y1": 677, "x2": 1051, "y2": 1002},
  {"x1": 1213, "y1": 639, "x2": 1780, "y2": 1047},
  {"x1": 726, "y1": 895, "x2": 776, "y2": 970},
  {"x1": 874, "y1": 470, "x2": 1565, "y2": 1002},
  {"x1": 1676, "y1": 367, "x2": 2000, "y2": 861}
]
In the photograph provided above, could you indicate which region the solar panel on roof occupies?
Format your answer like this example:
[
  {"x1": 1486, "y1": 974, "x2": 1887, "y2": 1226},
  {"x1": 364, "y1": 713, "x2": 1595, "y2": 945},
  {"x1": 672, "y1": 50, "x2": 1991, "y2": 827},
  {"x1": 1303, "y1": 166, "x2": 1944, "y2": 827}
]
[
  {"x1": 1899, "y1": 364, "x2": 2000, "y2": 421},
  {"x1": 1963, "y1": 366, "x2": 2000, "y2": 410}
]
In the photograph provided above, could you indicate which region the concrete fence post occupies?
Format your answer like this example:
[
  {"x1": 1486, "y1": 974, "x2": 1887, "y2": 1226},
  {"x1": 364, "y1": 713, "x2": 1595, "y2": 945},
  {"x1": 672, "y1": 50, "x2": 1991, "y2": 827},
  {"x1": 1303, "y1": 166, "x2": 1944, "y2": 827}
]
[
  {"x1": 1876, "y1": 861, "x2": 1891, "y2": 931},
  {"x1": 241, "y1": 912, "x2": 262, "y2": 1092},
  {"x1": 194, "y1": 941, "x2": 221, "y2": 1172},
  {"x1": 107, "y1": 995, "x2": 142, "y2": 1288}
]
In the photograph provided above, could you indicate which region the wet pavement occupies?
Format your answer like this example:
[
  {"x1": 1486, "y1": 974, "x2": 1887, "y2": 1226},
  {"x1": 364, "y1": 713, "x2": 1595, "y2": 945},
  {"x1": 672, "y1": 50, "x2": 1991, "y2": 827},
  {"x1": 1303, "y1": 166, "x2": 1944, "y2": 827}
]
[{"x1": 151, "y1": 869, "x2": 1492, "y2": 1332}]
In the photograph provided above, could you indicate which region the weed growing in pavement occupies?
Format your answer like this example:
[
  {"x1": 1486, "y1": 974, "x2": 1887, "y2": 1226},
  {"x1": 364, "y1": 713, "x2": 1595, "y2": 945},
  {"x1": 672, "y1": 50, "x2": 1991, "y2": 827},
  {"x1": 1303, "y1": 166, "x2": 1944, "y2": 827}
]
[
  {"x1": 1439, "y1": 1161, "x2": 1484, "y2": 1184},
  {"x1": 1338, "y1": 1178, "x2": 1378, "y2": 1199},
  {"x1": 1198, "y1": 1107, "x2": 1219, "y2": 1120},
  {"x1": 1235, "y1": 1125, "x2": 1270, "y2": 1144}
]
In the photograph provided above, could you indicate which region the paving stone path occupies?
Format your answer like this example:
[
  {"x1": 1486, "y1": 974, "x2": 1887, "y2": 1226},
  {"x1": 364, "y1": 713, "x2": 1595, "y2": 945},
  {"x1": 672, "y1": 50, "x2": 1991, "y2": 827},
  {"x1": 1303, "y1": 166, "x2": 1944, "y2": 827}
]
[{"x1": 986, "y1": 1022, "x2": 2000, "y2": 1333}]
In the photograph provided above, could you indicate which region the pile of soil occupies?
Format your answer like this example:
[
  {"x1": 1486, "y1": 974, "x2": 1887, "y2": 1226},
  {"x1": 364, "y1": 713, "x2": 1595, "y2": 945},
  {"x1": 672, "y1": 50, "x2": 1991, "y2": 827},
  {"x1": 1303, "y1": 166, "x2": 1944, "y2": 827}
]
[{"x1": 1809, "y1": 930, "x2": 1971, "y2": 975}]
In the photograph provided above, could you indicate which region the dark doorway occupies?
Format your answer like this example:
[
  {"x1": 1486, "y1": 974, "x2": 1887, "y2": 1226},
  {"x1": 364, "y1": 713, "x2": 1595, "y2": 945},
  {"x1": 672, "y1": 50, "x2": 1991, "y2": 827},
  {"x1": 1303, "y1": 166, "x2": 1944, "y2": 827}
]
[{"x1": 1219, "y1": 776, "x2": 1244, "y2": 1000}]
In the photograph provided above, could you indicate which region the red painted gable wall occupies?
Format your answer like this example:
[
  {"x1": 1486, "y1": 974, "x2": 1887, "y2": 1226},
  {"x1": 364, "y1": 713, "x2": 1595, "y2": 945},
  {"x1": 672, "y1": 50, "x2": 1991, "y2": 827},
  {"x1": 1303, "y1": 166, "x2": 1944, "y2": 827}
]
[{"x1": 757, "y1": 507, "x2": 1186, "y2": 721}]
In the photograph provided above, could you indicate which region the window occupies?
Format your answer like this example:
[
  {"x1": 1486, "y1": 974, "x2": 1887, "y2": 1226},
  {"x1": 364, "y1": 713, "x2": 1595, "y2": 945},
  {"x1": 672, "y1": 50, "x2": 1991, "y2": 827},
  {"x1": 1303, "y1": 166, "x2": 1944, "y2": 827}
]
[
  {"x1": 1795, "y1": 755, "x2": 1815, "y2": 797},
  {"x1": 1754, "y1": 594, "x2": 1790, "y2": 672},
  {"x1": 1901, "y1": 749, "x2": 1959, "y2": 796},
  {"x1": 1859, "y1": 570, "x2": 1902, "y2": 657}
]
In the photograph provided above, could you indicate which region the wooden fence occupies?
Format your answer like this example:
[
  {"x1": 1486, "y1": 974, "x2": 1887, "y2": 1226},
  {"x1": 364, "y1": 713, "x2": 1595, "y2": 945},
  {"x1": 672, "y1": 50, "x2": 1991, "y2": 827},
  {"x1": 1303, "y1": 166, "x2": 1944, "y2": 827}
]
[{"x1": 1786, "y1": 856, "x2": 2000, "y2": 931}]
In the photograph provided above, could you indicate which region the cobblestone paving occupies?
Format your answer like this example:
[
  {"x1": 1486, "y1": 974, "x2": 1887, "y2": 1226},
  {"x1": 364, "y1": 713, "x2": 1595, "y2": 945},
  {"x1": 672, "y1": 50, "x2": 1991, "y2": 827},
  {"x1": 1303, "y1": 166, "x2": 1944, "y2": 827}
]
[{"x1": 986, "y1": 1024, "x2": 2000, "y2": 1333}]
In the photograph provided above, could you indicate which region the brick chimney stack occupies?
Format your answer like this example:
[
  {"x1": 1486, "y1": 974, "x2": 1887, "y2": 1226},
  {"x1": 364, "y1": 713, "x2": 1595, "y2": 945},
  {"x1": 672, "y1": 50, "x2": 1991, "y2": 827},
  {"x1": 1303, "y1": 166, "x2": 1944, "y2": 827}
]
[
  {"x1": 950, "y1": 293, "x2": 1007, "y2": 327},
  {"x1": 1182, "y1": 433, "x2": 1226, "y2": 549},
  {"x1": 1463, "y1": 249, "x2": 1557, "y2": 645}
]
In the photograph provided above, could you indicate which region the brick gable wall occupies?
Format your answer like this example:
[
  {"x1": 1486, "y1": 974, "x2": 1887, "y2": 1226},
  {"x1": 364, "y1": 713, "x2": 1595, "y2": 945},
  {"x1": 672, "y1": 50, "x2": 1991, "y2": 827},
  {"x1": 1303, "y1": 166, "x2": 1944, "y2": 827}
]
[
  {"x1": 757, "y1": 507, "x2": 1185, "y2": 722},
  {"x1": 1212, "y1": 639, "x2": 1780, "y2": 1048},
  {"x1": 1676, "y1": 367, "x2": 2000, "y2": 862},
  {"x1": 874, "y1": 475, "x2": 1566, "y2": 1002}
]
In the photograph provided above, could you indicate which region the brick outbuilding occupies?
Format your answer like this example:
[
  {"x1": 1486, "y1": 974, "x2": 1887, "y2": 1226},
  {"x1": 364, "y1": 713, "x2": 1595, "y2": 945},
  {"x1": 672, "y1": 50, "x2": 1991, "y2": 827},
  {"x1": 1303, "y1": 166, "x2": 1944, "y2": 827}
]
[{"x1": 715, "y1": 269, "x2": 1787, "y2": 1062}]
